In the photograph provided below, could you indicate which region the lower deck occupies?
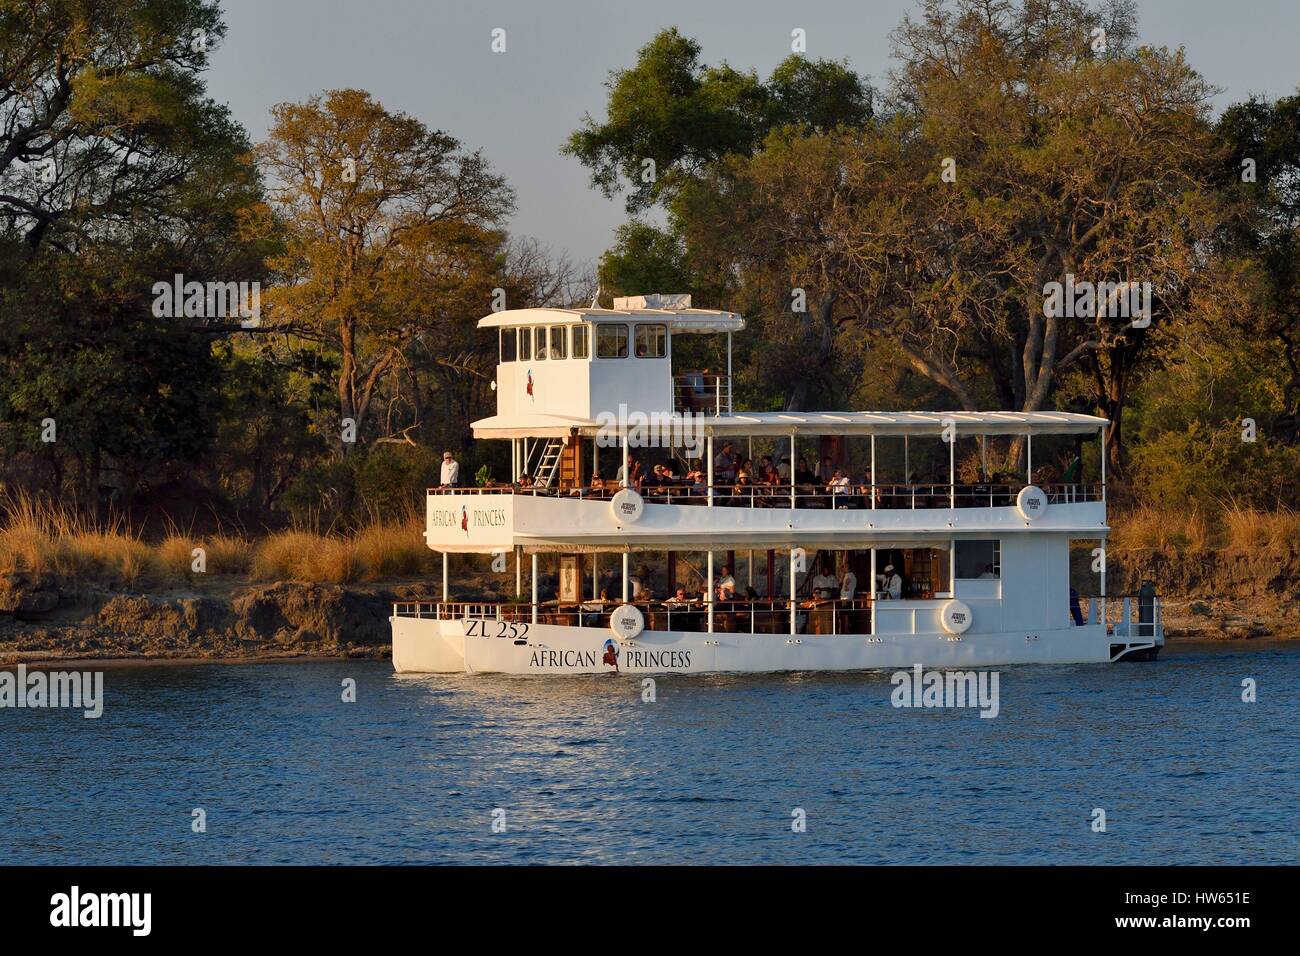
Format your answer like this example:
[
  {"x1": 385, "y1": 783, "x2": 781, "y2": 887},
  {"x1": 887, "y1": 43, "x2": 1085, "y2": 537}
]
[{"x1": 391, "y1": 596, "x2": 1162, "y2": 674}]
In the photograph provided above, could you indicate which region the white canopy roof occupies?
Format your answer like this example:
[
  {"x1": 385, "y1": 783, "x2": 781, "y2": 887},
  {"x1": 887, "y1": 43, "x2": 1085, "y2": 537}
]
[
  {"x1": 473, "y1": 409, "x2": 1108, "y2": 439},
  {"x1": 477, "y1": 306, "x2": 745, "y2": 334},
  {"x1": 696, "y1": 410, "x2": 1108, "y2": 436}
]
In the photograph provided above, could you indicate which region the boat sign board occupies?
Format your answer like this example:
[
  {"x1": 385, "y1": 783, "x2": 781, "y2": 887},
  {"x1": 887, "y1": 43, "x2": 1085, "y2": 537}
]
[{"x1": 426, "y1": 493, "x2": 515, "y2": 552}]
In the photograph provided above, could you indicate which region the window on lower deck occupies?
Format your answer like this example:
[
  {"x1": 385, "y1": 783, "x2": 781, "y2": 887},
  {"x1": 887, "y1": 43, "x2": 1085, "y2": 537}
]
[
  {"x1": 518, "y1": 327, "x2": 531, "y2": 361},
  {"x1": 534, "y1": 326, "x2": 548, "y2": 359},
  {"x1": 500, "y1": 328, "x2": 516, "y2": 362},
  {"x1": 955, "y1": 540, "x2": 1000, "y2": 579},
  {"x1": 571, "y1": 325, "x2": 589, "y2": 358},
  {"x1": 550, "y1": 325, "x2": 567, "y2": 359}
]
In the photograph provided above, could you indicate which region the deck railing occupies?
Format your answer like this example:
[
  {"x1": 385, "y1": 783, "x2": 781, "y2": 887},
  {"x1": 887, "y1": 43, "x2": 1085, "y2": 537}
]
[
  {"x1": 672, "y1": 373, "x2": 730, "y2": 415},
  {"x1": 1077, "y1": 593, "x2": 1164, "y2": 640},
  {"x1": 395, "y1": 597, "x2": 876, "y2": 635},
  {"x1": 427, "y1": 482, "x2": 1103, "y2": 510}
]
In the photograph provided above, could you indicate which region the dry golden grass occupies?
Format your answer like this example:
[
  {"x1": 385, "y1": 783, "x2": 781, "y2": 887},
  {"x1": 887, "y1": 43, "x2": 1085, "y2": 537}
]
[
  {"x1": 205, "y1": 534, "x2": 254, "y2": 573},
  {"x1": 1, "y1": 493, "x2": 437, "y2": 586},
  {"x1": 1111, "y1": 503, "x2": 1300, "y2": 554},
  {"x1": 249, "y1": 531, "x2": 359, "y2": 584},
  {"x1": 1222, "y1": 505, "x2": 1300, "y2": 552},
  {"x1": 353, "y1": 521, "x2": 430, "y2": 579}
]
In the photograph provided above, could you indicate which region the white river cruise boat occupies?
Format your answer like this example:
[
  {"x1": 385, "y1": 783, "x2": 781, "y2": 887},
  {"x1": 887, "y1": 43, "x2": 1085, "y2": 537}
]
[{"x1": 391, "y1": 294, "x2": 1162, "y2": 675}]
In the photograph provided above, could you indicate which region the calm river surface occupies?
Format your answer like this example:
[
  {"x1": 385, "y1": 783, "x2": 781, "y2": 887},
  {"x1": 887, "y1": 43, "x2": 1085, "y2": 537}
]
[{"x1": 2, "y1": 642, "x2": 1296, "y2": 864}]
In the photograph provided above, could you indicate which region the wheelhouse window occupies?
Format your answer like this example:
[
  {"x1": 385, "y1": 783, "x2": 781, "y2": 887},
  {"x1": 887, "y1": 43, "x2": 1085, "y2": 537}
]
[
  {"x1": 956, "y1": 540, "x2": 1000, "y2": 579},
  {"x1": 550, "y1": 325, "x2": 567, "y2": 360},
  {"x1": 571, "y1": 324, "x2": 589, "y2": 359},
  {"x1": 596, "y1": 323, "x2": 628, "y2": 358},
  {"x1": 534, "y1": 326, "x2": 548, "y2": 360},
  {"x1": 634, "y1": 323, "x2": 667, "y2": 358},
  {"x1": 518, "y1": 327, "x2": 531, "y2": 361},
  {"x1": 499, "y1": 327, "x2": 516, "y2": 362}
]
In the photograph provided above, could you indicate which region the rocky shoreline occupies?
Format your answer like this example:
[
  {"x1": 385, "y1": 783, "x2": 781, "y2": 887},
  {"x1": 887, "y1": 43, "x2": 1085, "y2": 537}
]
[
  {"x1": 2, "y1": 547, "x2": 1297, "y2": 666},
  {"x1": 0, "y1": 572, "x2": 442, "y2": 664}
]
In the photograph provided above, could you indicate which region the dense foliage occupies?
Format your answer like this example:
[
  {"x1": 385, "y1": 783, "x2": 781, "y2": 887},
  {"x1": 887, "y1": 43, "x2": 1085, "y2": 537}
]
[{"x1": 1, "y1": 0, "x2": 1297, "y2": 534}]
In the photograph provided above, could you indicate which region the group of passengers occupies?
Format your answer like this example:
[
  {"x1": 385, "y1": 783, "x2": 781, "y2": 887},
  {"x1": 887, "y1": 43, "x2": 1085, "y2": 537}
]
[
  {"x1": 511, "y1": 445, "x2": 1074, "y2": 509},
  {"x1": 575, "y1": 559, "x2": 906, "y2": 612}
]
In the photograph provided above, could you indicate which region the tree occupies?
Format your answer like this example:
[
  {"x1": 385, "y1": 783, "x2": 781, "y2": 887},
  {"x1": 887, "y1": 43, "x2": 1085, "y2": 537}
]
[
  {"x1": 564, "y1": 27, "x2": 871, "y2": 214},
  {"x1": 0, "y1": 0, "x2": 267, "y2": 511},
  {"x1": 1214, "y1": 92, "x2": 1300, "y2": 438},
  {"x1": 0, "y1": 0, "x2": 231, "y2": 251},
  {"x1": 638, "y1": 1, "x2": 1223, "y2": 471},
  {"x1": 258, "y1": 89, "x2": 514, "y2": 454}
]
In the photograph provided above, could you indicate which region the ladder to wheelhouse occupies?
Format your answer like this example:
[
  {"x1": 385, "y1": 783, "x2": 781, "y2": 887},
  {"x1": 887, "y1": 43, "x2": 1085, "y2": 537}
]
[{"x1": 532, "y1": 438, "x2": 564, "y2": 488}]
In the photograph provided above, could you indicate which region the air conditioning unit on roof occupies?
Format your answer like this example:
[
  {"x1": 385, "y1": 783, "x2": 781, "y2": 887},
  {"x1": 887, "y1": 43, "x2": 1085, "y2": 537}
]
[{"x1": 612, "y1": 293, "x2": 692, "y2": 311}]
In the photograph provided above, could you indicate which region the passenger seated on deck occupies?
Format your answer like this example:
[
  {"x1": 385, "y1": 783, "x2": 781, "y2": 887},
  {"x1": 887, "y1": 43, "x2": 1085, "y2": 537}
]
[
  {"x1": 517, "y1": 473, "x2": 533, "y2": 488},
  {"x1": 642, "y1": 464, "x2": 662, "y2": 487},
  {"x1": 826, "y1": 469, "x2": 851, "y2": 500},
  {"x1": 581, "y1": 475, "x2": 606, "y2": 498},
  {"x1": 616, "y1": 454, "x2": 642, "y2": 488},
  {"x1": 795, "y1": 457, "x2": 816, "y2": 487},
  {"x1": 666, "y1": 586, "x2": 693, "y2": 608},
  {"x1": 731, "y1": 471, "x2": 754, "y2": 505}
]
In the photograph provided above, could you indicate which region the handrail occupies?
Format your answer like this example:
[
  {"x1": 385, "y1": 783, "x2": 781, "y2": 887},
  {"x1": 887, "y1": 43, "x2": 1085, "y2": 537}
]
[
  {"x1": 394, "y1": 597, "x2": 880, "y2": 636},
  {"x1": 1075, "y1": 593, "x2": 1164, "y2": 638},
  {"x1": 426, "y1": 482, "x2": 1104, "y2": 508},
  {"x1": 673, "y1": 372, "x2": 730, "y2": 415}
]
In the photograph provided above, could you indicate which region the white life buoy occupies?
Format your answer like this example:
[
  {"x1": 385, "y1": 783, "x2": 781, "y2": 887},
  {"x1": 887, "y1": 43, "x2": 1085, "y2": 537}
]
[
  {"x1": 1015, "y1": 485, "x2": 1049, "y2": 522},
  {"x1": 609, "y1": 603, "x2": 644, "y2": 642},
  {"x1": 941, "y1": 599, "x2": 973, "y2": 635},
  {"x1": 610, "y1": 488, "x2": 644, "y2": 524}
]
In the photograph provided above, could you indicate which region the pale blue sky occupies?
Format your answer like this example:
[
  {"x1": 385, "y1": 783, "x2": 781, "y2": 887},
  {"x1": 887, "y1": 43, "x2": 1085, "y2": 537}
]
[{"x1": 206, "y1": 0, "x2": 1300, "y2": 269}]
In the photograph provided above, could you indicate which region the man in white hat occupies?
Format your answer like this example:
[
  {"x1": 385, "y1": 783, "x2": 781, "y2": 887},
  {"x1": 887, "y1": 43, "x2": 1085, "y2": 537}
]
[
  {"x1": 440, "y1": 450, "x2": 460, "y2": 487},
  {"x1": 878, "y1": 564, "x2": 902, "y2": 600}
]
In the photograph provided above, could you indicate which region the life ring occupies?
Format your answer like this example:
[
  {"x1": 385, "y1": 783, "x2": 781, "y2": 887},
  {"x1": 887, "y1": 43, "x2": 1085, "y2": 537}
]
[
  {"x1": 609, "y1": 603, "x2": 644, "y2": 642},
  {"x1": 1015, "y1": 485, "x2": 1049, "y2": 522},
  {"x1": 610, "y1": 488, "x2": 644, "y2": 523},
  {"x1": 941, "y1": 599, "x2": 973, "y2": 635}
]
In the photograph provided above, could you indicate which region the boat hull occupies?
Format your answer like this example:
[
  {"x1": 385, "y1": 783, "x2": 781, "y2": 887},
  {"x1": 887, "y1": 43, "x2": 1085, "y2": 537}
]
[{"x1": 390, "y1": 616, "x2": 1116, "y2": 674}]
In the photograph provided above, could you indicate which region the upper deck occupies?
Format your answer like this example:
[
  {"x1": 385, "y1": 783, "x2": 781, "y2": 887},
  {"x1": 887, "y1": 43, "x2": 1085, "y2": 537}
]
[{"x1": 450, "y1": 295, "x2": 1111, "y2": 554}]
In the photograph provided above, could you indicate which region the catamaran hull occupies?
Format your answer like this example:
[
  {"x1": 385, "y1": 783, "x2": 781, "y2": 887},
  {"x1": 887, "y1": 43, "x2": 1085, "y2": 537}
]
[{"x1": 390, "y1": 616, "x2": 1120, "y2": 674}]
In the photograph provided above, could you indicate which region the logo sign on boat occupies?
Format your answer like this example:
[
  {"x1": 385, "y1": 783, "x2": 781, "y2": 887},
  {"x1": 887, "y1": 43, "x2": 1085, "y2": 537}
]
[
  {"x1": 609, "y1": 603, "x2": 645, "y2": 641},
  {"x1": 941, "y1": 599, "x2": 974, "y2": 635},
  {"x1": 1015, "y1": 485, "x2": 1049, "y2": 522},
  {"x1": 610, "y1": 488, "x2": 644, "y2": 523}
]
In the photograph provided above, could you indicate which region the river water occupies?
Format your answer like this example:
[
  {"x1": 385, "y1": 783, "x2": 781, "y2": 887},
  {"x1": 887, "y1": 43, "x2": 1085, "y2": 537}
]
[{"x1": 2, "y1": 642, "x2": 1296, "y2": 864}]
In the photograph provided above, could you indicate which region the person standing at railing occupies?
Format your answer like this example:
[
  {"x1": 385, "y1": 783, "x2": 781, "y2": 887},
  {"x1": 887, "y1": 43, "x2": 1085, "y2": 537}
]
[
  {"x1": 440, "y1": 451, "x2": 460, "y2": 487},
  {"x1": 715, "y1": 565, "x2": 737, "y2": 601},
  {"x1": 840, "y1": 565, "x2": 857, "y2": 602},
  {"x1": 714, "y1": 441, "x2": 736, "y2": 483},
  {"x1": 878, "y1": 564, "x2": 902, "y2": 600}
]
